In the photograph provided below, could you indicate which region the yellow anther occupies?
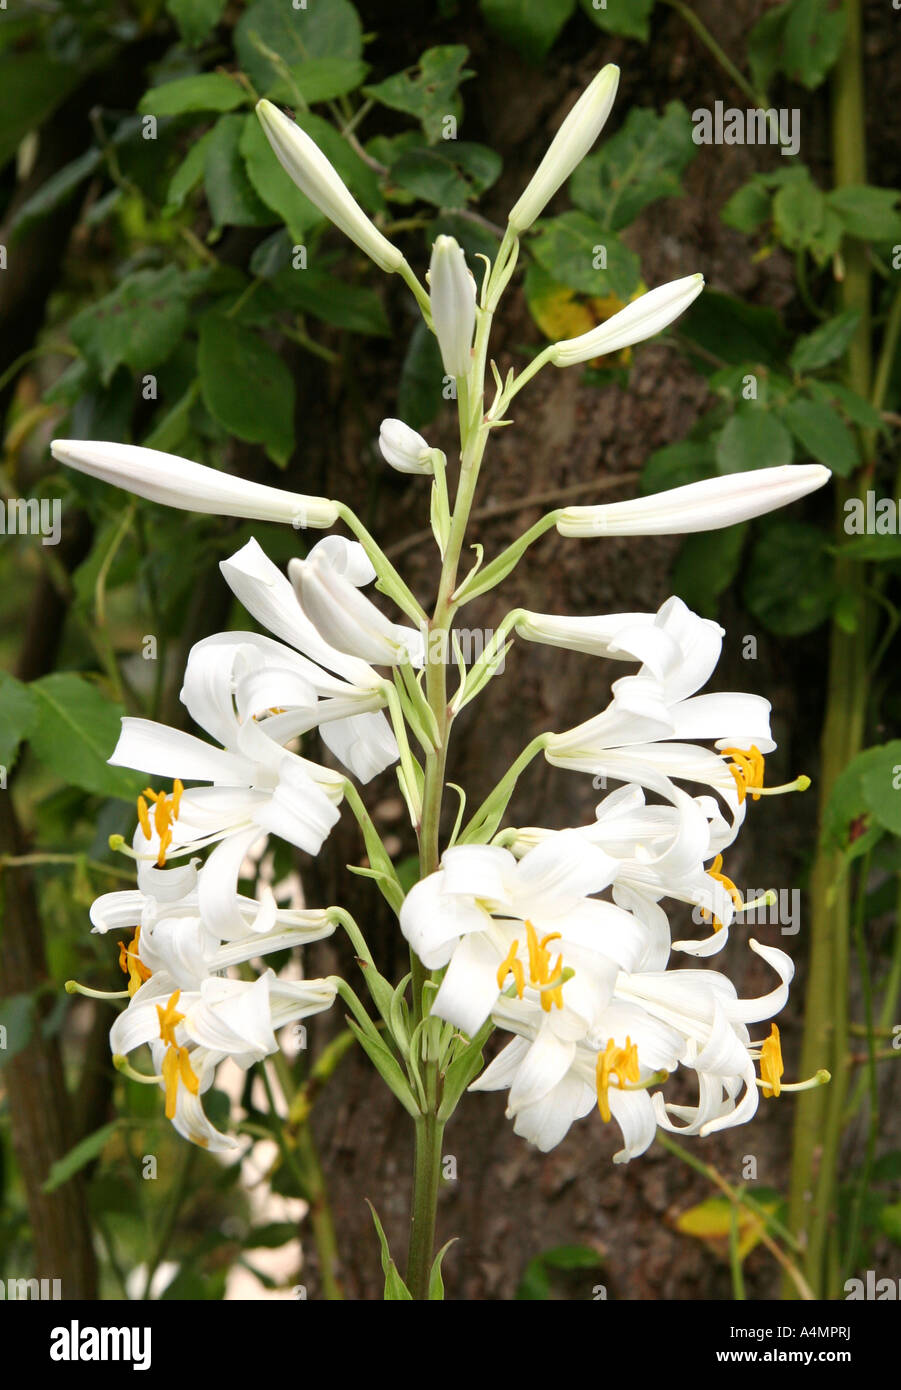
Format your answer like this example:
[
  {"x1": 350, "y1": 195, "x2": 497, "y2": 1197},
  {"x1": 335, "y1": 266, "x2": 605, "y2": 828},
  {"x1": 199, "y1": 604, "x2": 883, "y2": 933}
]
[
  {"x1": 157, "y1": 989, "x2": 185, "y2": 1048},
  {"x1": 135, "y1": 781, "x2": 183, "y2": 866},
  {"x1": 496, "y1": 940, "x2": 525, "y2": 998},
  {"x1": 136, "y1": 796, "x2": 152, "y2": 839},
  {"x1": 524, "y1": 921, "x2": 565, "y2": 1012},
  {"x1": 161, "y1": 1043, "x2": 200, "y2": 1120},
  {"x1": 117, "y1": 925, "x2": 152, "y2": 996},
  {"x1": 722, "y1": 745, "x2": 766, "y2": 804},
  {"x1": 760, "y1": 1023, "x2": 784, "y2": 1098},
  {"x1": 595, "y1": 1036, "x2": 640, "y2": 1123}
]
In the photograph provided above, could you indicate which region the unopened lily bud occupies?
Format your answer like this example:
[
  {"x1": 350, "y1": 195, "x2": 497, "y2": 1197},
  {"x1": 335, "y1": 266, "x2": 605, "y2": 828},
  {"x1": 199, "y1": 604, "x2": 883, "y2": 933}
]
[
  {"x1": 557, "y1": 464, "x2": 831, "y2": 538},
  {"x1": 508, "y1": 64, "x2": 620, "y2": 233},
  {"x1": 379, "y1": 419, "x2": 434, "y2": 475},
  {"x1": 256, "y1": 100, "x2": 404, "y2": 274},
  {"x1": 549, "y1": 274, "x2": 705, "y2": 367},
  {"x1": 428, "y1": 235, "x2": 476, "y2": 378},
  {"x1": 52, "y1": 440, "x2": 338, "y2": 528}
]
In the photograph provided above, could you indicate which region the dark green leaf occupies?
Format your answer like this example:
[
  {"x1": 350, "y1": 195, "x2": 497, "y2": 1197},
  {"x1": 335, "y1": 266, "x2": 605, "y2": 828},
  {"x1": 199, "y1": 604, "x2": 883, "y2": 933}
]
[
  {"x1": 826, "y1": 185, "x2": 901, "y2": 243},
  {"x1": 743, "y1": 521, "x2": 834, "y2": 636},
  {"x1": 69, "y1": 266, "x2": 191, "y2": 386},
  {"x1": 789, "y1": 310, "x2": 861, "y2": 374},
  {"x1": 198, "y1": 313, "x2": 295, "y2": 466},
  {"x1": 580, "y1": 0, "x2": 655, "y2": 39},
  {"x1": 398, "y1": 321, "x2": 445, "y2": 430},
  {"x1": 166, "y1": 0, "x2": 228, "y2": 45},
  {"x1": 530, "y1": 213, "x2": 641, "y2": 299},
  {"x1": 0, "y1": 53, "x2": 85, "y2": 170},
  {"x1": 266, "y1": 57, "x2": 368, "y2": 106},
  {"x1": 569, "y1": 102, "x2": 696, "y2": 231},
  {"x1": 679, "y1": 290, "x2": 788, "y2": 369},
  {"x1": 780, "y1": 398, "x2": 858, "y2": 475},
  {"x1": 28, "y1": 675, "x2": 143, "y2": 799},
  {"x1": 721, "y1": 177, "x2": 772, "y2": 234},
  {"x1": 364, "y1": 46, "x2": 473, "y2": 143},
  {"x1": 42, "y1": 1122, "x2": 120, "y2": 1193},
  {"x1": 139, "y1": 73, "x2": 247, "y2": 117},
  {"x1": 235, "y1": 0, "x2": 363, "y2": 96},
  {"x1": 782, "y1": 0, "x2": 845, "y2": 90},
  {"x1": 9, "y1": 149, "x2": 102, "y2": 237},
  {"x1": 390, "y1": 142, "x2": 501, "y2": 208},
  {"x1": 479, "y1": 0, "x2": 576, "y2": 62},
  {"x1": 271, "y1": 268, "x2": 390, "y2": 335},
  {"x1": 204, "y1": 113, "x2": 273, "y2": 228},
  {"x1": 807, "y1": 380, "x2": 883, "y2": 430},
  {"x1": 0, "y1": 673, "x2": 37, "y2": 770},
  {"x1": 716, "y1": 411, "x2": 794, "y2": 473},
  {"x1": 239, "y1": 113, "x2": 322, "y2": 242},
  {"x1": 672, "y1": 524, "x2": 748, "y2": 617},
  {"x1": 860, "y1": 743, "x2": 901, "y2": 836},
  {"x1": 772, "y1": 174, "x2": 825, "y2": 251}
]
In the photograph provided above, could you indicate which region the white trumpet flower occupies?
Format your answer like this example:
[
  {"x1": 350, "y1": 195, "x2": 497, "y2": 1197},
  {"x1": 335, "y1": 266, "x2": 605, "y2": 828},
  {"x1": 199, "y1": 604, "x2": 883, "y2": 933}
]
[
  {"x1": 557, "y1": 463, "x2": 831, "y2": 537},
  {"x1": 548, "y1": 274, "x2": 705, "y2": 367},
  {"x1": 51, "y1": 439, "x2": 338, "y2": 529},
  {"x1": 288, "y1": 536, "x2": 425, "y2": 667},
  {"x1": 508, "y1": 64, "x2": 620, "y2": 233},
  {"x1": 428, "y1": 235, "x2": 477, "y2": 379},
  {"x1": 256, "y1": 100, "x2": 404, "y2": 274},
  {"x1": 378, "y1": 418, "x2": 435, "y2": 475}
]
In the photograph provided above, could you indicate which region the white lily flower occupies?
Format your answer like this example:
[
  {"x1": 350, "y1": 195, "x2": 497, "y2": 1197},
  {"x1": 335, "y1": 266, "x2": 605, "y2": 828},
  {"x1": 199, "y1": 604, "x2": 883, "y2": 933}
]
[
  {"x1": 111, "y1": 969, "x2": 336, "y2": 1150},
  {"x1": 557, "y1": 463, "x2": 831, "y2": 537},
  {"x1": 548, "y1": 274, "x2": 705, "y2": 368},
  {"x1": 51, "y1": 440, "x2": 338, "y2": 529},
  {"x1": 428, "y1": 235, "x2": 477, "y2": 379},
  {"x1": 400, "y1": 831, "x2": 652, "y2": 1037},
  {"x1": 508, "y1": 64, "x2": 620, "y2": 233},
  {"x1": 544, "y1": 597, "x2": 773, "y2": 825},
  {"x1": 378, "y1": 418, "x2": 435, "y2": 475},
  {"x1": 288, "y1": 536, "x2": 425, "y2": 667},
  {"x1": 256, "y1": 100, "x2": 404, "y2": 274},
  {"x1": 469, "y1": 938, "x2": 793, "y2": 1160}
]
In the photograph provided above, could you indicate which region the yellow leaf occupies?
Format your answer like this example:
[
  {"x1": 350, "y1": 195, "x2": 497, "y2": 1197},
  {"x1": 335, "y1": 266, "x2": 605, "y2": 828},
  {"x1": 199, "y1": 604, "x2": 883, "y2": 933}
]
[{"x1": 673, "y1": 1195, "x2": 778, "y2": 1262}]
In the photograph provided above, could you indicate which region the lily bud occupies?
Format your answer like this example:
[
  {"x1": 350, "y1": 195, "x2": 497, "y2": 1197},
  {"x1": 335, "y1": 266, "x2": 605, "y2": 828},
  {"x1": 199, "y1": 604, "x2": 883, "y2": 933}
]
[
  {"x1": 52, "y1": 440, "x2": 338, "y2": 529},
  {"x1": 428, "y1": 235, "x2": 476, "y2": 378},
  {"x1": 508, "y1": 64, "x2": 620, "y2": 233},
  {"x1": 557, "y1": 464, "x2": 831, "y2": 538},
  {"x1": 549, "y1": 274, "x2": 705, "y2": 367},
  {"x1": 256, "y1": 100, "x2": 404, "y2": 274},
  {"x1": 378, "y1": 418, "x2": 434, "y2": 475}
]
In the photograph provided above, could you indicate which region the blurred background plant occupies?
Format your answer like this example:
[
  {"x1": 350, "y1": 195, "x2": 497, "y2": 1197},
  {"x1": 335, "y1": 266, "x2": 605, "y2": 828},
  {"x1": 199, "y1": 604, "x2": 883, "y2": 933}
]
[{"x1": 0, "y1": 0, "x2": 899, "y2": 1300}]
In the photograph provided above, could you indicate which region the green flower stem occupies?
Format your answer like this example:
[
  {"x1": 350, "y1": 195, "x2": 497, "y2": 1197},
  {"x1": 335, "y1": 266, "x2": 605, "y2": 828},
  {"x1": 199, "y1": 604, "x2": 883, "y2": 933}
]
[
  {"x1": 786, "y1": 0, "x2": 872, "y2": 1299},
  {"x1": 405, "y1": 1111, "x2": 446, "y2": 1299}
]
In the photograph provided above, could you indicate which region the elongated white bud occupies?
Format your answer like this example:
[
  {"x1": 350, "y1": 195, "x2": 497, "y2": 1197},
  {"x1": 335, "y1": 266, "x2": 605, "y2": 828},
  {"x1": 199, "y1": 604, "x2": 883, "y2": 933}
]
[
  {"x1": 52, "y1": 440, "x2": 338, "y2": 529},
  {"x1": 378, "y1": 419, "x2": 434, "y2": 475},
  {"x1": 429, "y1": 235, "x2": 476, "y2": 379},
  {"x1": 256, "y1": 100, "x2": 404, "y2": 274},
  {"x1": 508, "y1": 64, "x2": 620, "y2": 233},
  {"x1": 549, "y1": 274, "x2": 705, "y2": 367},
  {"x1": 557, "y1": 464, "x2": 831, "y2": 538}
]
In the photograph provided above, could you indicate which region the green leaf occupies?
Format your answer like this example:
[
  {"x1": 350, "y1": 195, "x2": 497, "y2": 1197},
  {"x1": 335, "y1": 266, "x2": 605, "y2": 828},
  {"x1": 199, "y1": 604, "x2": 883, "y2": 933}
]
[
  {"x1": 721, "y1": 177, "x2": 772, "y2": 234},
  {"x1": 428, "y1": 1238, "x2": 457, "y2": 1299},
  {"x1": 69, "y1": 266, "x2": 191, "y2": 386},
  {"x1": 198, "y1": 314, "x2": 295, "y2": 466},
  {"x1": 390, "y1": 142, "x2": 501, "y2": 208},
  {"x1": 716, "y1": 411, "x2": 794, "y2": 473},
  {"x1": 826, "y1": 185, "x2": 901, "y2": 243},
  {"x1": 28, "y1": 675, "x2": 142, "y2": 799},
  {"x1": 743, "y1": 521, "x2": 834, "y2": 636},
  {"x1": 437, "y1": 1019, "x2": 494, "y2": 1121},
  {"x1": 0, "y1": 52, "x2": 84, "y2": 171},
  {"x1": 860, "y1": 743, "x2": 901, "y2": 836},
  {"x1": 246, "y1": 1221, "x2": 301, "y2": 1249},
  {"x1": 747, "y1": 4, "x2": 790, "y2": 92},
  {"x1": 872, "y1": 1152, "x2": 901, "y2": 1185},
  {"x1": 0, "y1": 993, "x2": 34, "y2": 1069},
  {"x1": 678, "y1": 290, "x2": 788, "y2": 370},
  {"x1": 365, "y1": 46, "x2": 473, "y2": 143},
  {"x1": 204, "y1": 113, "x2": 273, "y2": 229},
  {"x1": 166, "y1": 127, "x2": 216, "y2": 211},
  {"x1": 880, "y1": 1203, "x2": 901, "y2": 1247},
  {"x1": 239, "y1": 113, "x2": 323, "y2": 242},
  {"x1": 672, "y1": 524, "x2": 748, "y2": 618},
  {"x1": 235, "y1": 0, "x2": 363, "y2": 96},
  {"x1": 530, "y1": 213, "x2": 641, "y2": 299},
  {"x1": 772, "y1": 174, "x2": 825, "y2": 252},
  {"x1": 789, "y1": 310, "x2": 861, "y2": 374},
  {"x1": 580, "y1": 0, "x2": 655, "y2": 40},
  {"x1": 780, "y1": 398, "x2": 859, "y2": 476},
  {"x1": 9, "y1": 149, "x2": 102, "y2": 238},
  {"x1": 515, "y1": 1244, "x2": 604, "y2": 1299},
  {"x1": 166, "y1": 0, "x2": 228, "y2": 45},
  {"x1": 807, "y1": 379, "x2": 883, "y2": 430},
  {"x1": 479, "y1": 0, "x2": 576, "y2": 62},
  {"x1": 398, "y1": 321, "x2": 444, "y2": 430},
  {"x1": 0, "y1": 673, "x2": 37, "y2": 771},
  {"x1": 266, "y1": 57, "x2": 368, "y2": 106},
  {"x1": 271, "y1": 268, "x2": 389, "y2": 335},
  {"x1": 139, "y1": 73, "x2": 246, "y2": 118},
  {"x1": 569, "y1": 101, "x2": 696, "y2": 232},
  {"x1": 42, "y1": 1122, "x2": 120, "y2": 1193},
  {"x1": 822, "y1": 744, "x2": 901, "y2": 852},
  {"x1": 641, "y1": 437, "x2": 716, "y2": 494},
  {"x1": 782, "y1": 0, "x2": 845, "y2": 90},
  {"x1": 365, "y1": 1199, "x2": 412, "y2": 1299}
]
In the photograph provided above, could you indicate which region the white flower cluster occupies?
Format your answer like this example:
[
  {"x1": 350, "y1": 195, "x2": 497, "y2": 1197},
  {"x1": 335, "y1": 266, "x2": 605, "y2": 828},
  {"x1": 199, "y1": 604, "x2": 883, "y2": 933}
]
[{"x1": 53, "y1": 60, "x2": 829, "y2": 1165}]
